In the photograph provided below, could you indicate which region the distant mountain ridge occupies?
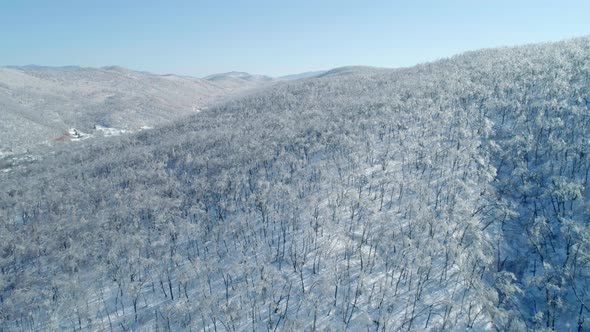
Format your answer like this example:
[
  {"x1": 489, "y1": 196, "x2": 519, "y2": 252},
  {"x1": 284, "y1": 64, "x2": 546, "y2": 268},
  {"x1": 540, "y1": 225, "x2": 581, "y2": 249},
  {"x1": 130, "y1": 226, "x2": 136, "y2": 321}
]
[
  {"x1": 0, "y1": 65, "x2": 275, "y2": 153},
  {"x1": 204, "y1": 71, "x2": 273, "y2": 81},
  {"x1": 277, "y1": 70, "x2": 327, "y2": 81},
  {"x1": 0, "y1": 65, "x2": 334, "y2": 154}
]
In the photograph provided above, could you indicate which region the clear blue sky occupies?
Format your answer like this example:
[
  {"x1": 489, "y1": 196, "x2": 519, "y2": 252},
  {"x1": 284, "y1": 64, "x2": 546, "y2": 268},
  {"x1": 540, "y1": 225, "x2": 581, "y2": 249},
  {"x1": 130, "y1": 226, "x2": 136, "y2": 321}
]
[{"x1": 1, "y1": 0, "x2": 589, "y2": 77}]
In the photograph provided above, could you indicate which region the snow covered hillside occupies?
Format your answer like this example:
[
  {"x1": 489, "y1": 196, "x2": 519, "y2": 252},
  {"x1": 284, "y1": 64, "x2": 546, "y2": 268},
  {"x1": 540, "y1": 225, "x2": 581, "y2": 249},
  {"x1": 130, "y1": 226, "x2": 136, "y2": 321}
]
[
  {"x1": 204, "y1": 71, "x2": 274, "y2": 88},
  {"x1": 1, "y1": 36, "x2": 590, "y2": 331},
  {"x1": 0, "y1": 66, "x2": 272, "y2": 154}
]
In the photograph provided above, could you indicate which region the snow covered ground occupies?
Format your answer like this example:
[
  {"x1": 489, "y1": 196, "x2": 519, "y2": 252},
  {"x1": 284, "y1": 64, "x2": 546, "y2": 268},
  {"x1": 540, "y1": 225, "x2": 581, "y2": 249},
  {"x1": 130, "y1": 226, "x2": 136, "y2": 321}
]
[{"x1": 2, "y1": 37, "x2": 590, "y2": 331}]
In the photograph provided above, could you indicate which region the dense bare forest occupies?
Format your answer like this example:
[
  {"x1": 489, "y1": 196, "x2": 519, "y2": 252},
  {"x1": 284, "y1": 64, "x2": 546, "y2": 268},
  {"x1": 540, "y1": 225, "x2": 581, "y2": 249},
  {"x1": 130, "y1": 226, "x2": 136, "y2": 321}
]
[{"x1": 1, "y1": 37, "x2": 590, "y2": 331}]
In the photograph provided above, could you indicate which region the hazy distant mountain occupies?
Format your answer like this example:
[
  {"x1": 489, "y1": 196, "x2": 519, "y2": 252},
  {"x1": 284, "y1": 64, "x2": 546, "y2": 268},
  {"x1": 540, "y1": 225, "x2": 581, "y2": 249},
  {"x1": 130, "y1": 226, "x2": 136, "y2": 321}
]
[
  {"x1": 204, "y1": 71, "x2": 274, "y2": 90},
  {"x1": 0, "y1": 66, "x2": 271, "y2": 153},
  {"x1": 206, "y1": 70, "x2": 328, "y2": 83},
  {"x1": 204, "y1": 71, "x2": 273, "y2": 81},
  {"x1": 317, "y1": 65, "x2": 391, "y2": 78},
  {"x1": 278, "y1": 70, "x2": 327, "y2": 81}
]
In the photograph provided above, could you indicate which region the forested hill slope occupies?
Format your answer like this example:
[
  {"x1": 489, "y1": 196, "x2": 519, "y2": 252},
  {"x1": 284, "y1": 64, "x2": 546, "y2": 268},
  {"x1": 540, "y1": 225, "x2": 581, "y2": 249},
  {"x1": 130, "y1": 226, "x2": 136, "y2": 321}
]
[
  {"x1": 1, "y1": 36, "x2": 590, "y2": 331},
  {"x1": 0, "y1": 66, "x2": 272, "y2": 154}
]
